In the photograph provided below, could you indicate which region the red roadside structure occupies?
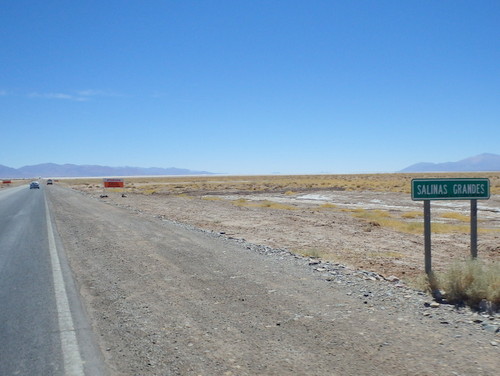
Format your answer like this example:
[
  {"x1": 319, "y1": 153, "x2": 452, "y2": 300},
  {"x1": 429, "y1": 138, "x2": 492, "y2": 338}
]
[{"x1": 103, "y1": 178, "x2": 124, "y2": 188}]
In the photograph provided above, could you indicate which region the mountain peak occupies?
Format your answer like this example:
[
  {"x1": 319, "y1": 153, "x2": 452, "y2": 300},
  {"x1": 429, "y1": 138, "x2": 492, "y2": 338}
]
[{"x1": 400, "y1": 153, "x2": 500, "y2": 172}]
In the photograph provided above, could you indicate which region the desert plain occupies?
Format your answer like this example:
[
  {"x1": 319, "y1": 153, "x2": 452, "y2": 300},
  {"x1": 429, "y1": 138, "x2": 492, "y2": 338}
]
[{"x1": 61, "y1": 173, "x2": 500, "y2": 284}]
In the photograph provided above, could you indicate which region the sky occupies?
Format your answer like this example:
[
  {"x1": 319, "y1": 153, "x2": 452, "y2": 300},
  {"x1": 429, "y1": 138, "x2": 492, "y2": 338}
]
[{"x1": 1, "y1": 1, "x2": 499, "y2": 175}]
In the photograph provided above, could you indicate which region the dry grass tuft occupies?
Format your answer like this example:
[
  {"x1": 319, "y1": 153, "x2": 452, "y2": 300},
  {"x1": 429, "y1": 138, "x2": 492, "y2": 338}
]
[
  {"x1": 296, "y1": 248, "x2": 324, "y2": 259},
  {"x1": 440, "y1": 212, "x2": 470, "y2": 222},
  {"x1": 350, "y1": 209, "x2": 423, "y2": 234},
  {"x1": 232, "y1": 199, "x2": 296, "y2": 210},
  {"x1": 414, "y1": 261, "x2": 500, "y2": 310},
  {"x1": 260, "y1": 200, "x2": 297, "y2": 210},
  {"x1": 401, "y1": 211, "x2": 423, "y2": 219},
  {"x1": 352, "y1": 209, "x2": 391, "y2": 220},
  {"x1": 346, "y1": 208, "x2": 497, "y2": 235},
  {"x1": 440, "y1": 260, "x2": 500, "y2": 308},
  {"x1": 319, "y1": 203, "x2": 337, "y2": 209}
]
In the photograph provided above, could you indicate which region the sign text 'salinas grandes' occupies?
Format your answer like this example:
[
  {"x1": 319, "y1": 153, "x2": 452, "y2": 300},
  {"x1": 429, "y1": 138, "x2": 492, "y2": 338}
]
[
  {"x1": 411, "y1": 177, "x2": 490, "y2": 274},
  {"x1": 411, "y1": 178, "x2": 490, "y2": 201}
]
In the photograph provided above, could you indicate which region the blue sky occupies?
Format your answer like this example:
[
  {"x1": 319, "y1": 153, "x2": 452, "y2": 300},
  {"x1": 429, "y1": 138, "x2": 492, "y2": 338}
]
[{"x1": 1, "y1": 1, "x2": 499, "y2": 174}]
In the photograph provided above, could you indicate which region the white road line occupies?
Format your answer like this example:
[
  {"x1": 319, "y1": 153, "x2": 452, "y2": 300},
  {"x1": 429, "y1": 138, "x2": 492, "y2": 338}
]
[{"x1": 45, "y1": 198, "x2": 85, "y2": 376}]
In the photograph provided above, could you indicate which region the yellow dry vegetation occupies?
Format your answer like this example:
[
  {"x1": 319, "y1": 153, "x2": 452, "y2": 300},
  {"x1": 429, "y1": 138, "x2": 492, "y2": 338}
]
[
  {"x1": 60, "y1": 173, "x2": 500, "y2": 236},
  {"x1": 295, "y1": 248, "x2": 324, "y2": 259},
  {"x1": 440, "y1": 212, "x2": 470, "y2": 222},
  {"x1": 347, "y1": 208, "x2": 494, "y2": 235},
  {"x1": 401, "y1": 211, "x2": 423, "y2": 219},
  {"x1": 59, "y1": 172, "x2": 500, "y2": 195},
  {"x1": 439, "y1": 260, "x2": 500, "y2": 306},
  {"x1": 232, "y1": 198, "x2": 296, "y2": 210},
  {"x1": 318, "y1": 203, "x2": 337, "y2": 209}
]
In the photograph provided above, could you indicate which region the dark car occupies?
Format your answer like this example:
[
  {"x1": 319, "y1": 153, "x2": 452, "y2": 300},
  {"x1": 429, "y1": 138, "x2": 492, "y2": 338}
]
[
  {"x1": 30, "y1": 181, "x2": 40, "y2": 189},
  {"x1": 47, "y1": 179, "x2": 53, "y2": 185}
]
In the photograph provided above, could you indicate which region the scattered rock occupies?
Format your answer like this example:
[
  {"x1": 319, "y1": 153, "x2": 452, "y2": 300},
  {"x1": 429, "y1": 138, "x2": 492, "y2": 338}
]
[
  {"x1": 479, "y1": 299, "x2": 498, "y2": 315},
  {"x1": 69, "y1": 185, "x2": 500, "y2": 373},
  {"x1": 482, "y1": 323, "x2": 499, "y2": 333}
]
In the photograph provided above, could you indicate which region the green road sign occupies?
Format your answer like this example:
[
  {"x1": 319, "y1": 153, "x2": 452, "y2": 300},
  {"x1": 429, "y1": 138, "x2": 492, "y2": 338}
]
[{"x1": 411, "y1": 178, "x2": 490, "y2": 201}]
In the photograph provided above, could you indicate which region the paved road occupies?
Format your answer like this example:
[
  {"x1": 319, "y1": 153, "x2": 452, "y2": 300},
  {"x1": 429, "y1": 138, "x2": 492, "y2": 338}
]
[{"x1": 0, "y1": 184, "x2": 104, "y2": 375}]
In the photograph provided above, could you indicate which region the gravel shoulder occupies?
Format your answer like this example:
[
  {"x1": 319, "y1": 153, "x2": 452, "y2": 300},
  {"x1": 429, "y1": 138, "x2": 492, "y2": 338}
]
[
  {"x1": 78, "y1": 187, "x2": 500, "y2": 280},
  {"x1": 47, "y1": 186, "x2": 499, "y2": 375}
]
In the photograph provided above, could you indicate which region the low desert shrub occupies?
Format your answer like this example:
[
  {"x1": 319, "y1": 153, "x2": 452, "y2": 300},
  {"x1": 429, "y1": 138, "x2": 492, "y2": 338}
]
[
  {"x1": 440, "y1": 212, "x2": 470, "y2": 222},
  {"x1": 350, "y1": 209, "x2": 424, "y2": 234},
  {"x1": 349, "y1": 208, "x2": 490, "y2": 235},
  {"x1": 441, "y1": 259, "x2": 500, "y2": 308},
  {"x1": 232, "y1": 198, "x2": 249, "y2": 206},
  {"x1": 412, "y1": 260, "x2": 500, "y2": 310},
  {"x1": 352, "y1": 209, "x2": 390, "y2": 219},
  {"x1": 232, "y1": 199, "x2": 296, "y2": 210},
  {"x1": 412, "y1": 272, "x2": 440, "y2": 294},
  {"x1": 401, "y1": 211, "x2": 422, "y2": 219},
  {"x1": 319, "y1": 203, "x2": 337, "y2": 209},
  {"x1": 258, "y1": 200, "x2": 296, "y2": 210}
]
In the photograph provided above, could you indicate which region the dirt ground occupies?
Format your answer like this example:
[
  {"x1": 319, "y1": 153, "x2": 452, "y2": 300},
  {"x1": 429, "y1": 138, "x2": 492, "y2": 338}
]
[
  {"x1": 71, "y1": 182, "x2": 500, "y2": 282},
  {"x1": 47, "y1": 185, "x2": 500, "y2": 375}
]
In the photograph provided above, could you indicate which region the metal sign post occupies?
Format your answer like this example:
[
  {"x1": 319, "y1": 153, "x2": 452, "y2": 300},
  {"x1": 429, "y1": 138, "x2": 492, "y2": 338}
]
[
  {"x1": 471, "y1": 199, "x2": 478, "y2": 259},
  {"x1": 411, "y1": 178, "x2": 490, "y2": 274},
  {"x1": 423, "y1": 200, "x2": 432, "y2": 274}
]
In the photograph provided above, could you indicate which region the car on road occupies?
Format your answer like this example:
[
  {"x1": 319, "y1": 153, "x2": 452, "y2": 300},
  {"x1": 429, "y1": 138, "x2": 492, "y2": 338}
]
[
  {"x1": 30, "y1": 181, "x2": 40, "y2": 189},
  {"x1": 47, "y1": 179, "x2": 53, "y2": 185}
]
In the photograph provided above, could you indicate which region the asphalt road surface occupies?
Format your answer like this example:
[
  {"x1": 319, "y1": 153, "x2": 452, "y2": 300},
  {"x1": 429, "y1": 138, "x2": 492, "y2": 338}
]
[{"x1": 0, "y1": 184, "x2": 104, "y2": 375}]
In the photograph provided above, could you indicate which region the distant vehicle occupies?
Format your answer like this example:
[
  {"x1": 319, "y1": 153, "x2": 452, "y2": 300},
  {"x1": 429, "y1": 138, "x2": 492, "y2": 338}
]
[
  {"x1": 47, "y1": 179, "x2": 53, "y2": 185},
  {"x1": 30, "y1": 181, "x2": 40, "y2": 189}
]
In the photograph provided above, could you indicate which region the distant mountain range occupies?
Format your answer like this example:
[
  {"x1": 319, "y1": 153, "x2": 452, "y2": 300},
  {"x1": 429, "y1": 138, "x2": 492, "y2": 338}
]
[
  {"x1": 0, "y1": 163, "x2": 214, "y2": 178},
  {"x1": 400, "y1": 153, "x2": 500, "y2": 173}
]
